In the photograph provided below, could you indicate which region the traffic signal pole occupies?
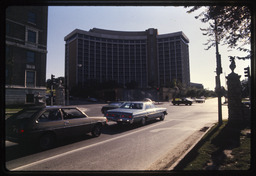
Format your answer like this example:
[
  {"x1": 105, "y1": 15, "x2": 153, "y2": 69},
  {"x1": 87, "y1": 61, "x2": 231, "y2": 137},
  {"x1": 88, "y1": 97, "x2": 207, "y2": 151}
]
[{"x1": 215, "y1": 19, "x2": 223, "y2": 125}]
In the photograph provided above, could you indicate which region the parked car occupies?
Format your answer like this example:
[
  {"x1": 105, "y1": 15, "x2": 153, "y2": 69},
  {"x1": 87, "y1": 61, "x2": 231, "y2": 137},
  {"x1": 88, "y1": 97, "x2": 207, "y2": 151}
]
[
  {"x1": 5, "y1": 106, "x2": 107, "y2": 150},
  {"x1": 101, "y1": 102, "x2": 125, "y2": 114},
  {"x1": 105, "y1": 102, "x2": 167, "y2": 125},
  {"x1": 172, "y1": 98, "x2": 193, "y2": 105}
]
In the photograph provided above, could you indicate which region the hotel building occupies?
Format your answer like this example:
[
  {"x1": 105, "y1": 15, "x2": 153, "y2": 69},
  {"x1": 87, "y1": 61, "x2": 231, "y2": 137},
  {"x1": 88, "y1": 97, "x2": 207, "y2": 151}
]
[{"x1": 64, "y1": 28, "x2": 190, "y2": 91}]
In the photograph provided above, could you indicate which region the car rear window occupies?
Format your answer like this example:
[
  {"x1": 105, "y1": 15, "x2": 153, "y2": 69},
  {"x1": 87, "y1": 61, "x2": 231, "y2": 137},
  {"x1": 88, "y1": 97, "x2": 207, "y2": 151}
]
[
  {"x1": 120, "y1": 103, "x2": 143, "y2": 109},
  {"x1": 62, "y1": 108, "x2": 85, "y2": 119}
]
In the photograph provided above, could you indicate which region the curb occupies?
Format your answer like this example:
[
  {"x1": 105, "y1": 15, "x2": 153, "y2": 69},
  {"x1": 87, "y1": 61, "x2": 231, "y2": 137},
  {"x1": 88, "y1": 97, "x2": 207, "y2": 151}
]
[{"x1": 167, "y1": 123, "x2": 215, "y2": 170}]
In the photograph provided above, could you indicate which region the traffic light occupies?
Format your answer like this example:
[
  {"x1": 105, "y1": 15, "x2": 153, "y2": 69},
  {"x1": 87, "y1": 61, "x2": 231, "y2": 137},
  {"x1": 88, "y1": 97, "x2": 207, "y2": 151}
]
[
  {"x1": 244, "y1": 67, "x2": 250, "y2": 78},
  {"x1": 51, "y1": 74, "x2": 55, "y2": 84},
  {"x1": 51, "y1": 74, "x2": 55, "y2": 80}
]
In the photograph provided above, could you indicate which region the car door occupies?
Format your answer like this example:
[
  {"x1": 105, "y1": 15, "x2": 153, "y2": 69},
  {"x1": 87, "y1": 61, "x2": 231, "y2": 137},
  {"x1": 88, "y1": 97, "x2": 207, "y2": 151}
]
[
  {"x1": 34, "y1": 109, "x2": 65, "y2": 137},
  {"x1": 61, "y1": 108, "x2": 92, "y2": 136},
  {"x1": 149, "y1": 104, "x2": 159, "y2": 119},
  {"x1": 145, "y1": 103, "x2": 155, "y2": 119}
]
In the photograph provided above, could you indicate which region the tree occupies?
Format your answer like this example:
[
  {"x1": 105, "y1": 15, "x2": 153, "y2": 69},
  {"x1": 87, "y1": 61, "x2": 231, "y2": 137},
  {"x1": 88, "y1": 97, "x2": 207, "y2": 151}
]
[{"x1": 186, "y1": 6, "x2": 251, "y2": 60}]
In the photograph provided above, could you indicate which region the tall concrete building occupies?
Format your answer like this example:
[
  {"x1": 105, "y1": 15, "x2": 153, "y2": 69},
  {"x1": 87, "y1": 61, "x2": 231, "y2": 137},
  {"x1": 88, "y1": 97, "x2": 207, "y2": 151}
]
[
  {"x1": 64, "y1": 28, "x2": 189, "y2": 91},
  {"x1": 5, "y1": 6, "x2": 48, "y2": 105}
]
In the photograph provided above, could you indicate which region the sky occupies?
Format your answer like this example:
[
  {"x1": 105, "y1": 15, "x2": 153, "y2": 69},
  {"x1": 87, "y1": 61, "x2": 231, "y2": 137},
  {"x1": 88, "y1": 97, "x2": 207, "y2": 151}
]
[{"x1": 47, "y1": 6, "x2": 251, "y2": 91}]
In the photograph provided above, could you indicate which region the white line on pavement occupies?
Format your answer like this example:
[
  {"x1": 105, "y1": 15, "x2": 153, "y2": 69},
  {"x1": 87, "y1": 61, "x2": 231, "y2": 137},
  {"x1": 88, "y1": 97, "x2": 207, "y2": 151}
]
[{"x1": 11, "y1": 120, "x2": 168, "y2": 171}]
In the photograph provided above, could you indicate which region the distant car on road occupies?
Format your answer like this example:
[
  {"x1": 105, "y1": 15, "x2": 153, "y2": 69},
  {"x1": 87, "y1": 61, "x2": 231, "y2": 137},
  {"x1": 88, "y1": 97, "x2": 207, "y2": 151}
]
[
  {"x1": 172, "y1": 98, "x2": 193, "y2": 106},
  {"x1": 101, "y1": 102, "x2": 125, "y2": 114},
  {"x1": 6, "y1": 106, "x2": 107, "y2": 150},
  {"x1": 195, "y1": 98, "x2": 205, "y2": 103},
  {"x1": 105, "y1": 101, "x2": 167, "y2": 125}
]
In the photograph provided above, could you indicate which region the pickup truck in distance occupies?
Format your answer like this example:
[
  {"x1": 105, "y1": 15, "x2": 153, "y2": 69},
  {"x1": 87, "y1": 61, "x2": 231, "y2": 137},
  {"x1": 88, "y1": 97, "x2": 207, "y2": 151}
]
[{"x1": 172, "y1": 98, "x2": 193, "y2": 106}]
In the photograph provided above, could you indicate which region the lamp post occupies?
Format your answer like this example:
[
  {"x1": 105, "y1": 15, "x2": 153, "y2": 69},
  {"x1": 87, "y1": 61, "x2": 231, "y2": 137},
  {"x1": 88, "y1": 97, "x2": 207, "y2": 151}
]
[{"x1": 214, "y1": 18, "x2": 223, "y2": 125}]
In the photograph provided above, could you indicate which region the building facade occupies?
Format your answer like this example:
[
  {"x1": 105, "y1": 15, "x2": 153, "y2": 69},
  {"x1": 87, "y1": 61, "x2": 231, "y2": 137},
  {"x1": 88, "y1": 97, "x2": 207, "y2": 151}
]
[
  {"x1": 5, "y1": 6, "x2": 48, "y2": 105},
  {"x1": 64, "y1": 28, "x2": 190, "y2": 91}
]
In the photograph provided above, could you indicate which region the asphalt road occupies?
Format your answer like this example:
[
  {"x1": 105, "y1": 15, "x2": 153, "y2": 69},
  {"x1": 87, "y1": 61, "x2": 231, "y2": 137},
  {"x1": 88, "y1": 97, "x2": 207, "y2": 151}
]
[{"x1": 5, "y1": 98, "x2": 228, "y2": 171}]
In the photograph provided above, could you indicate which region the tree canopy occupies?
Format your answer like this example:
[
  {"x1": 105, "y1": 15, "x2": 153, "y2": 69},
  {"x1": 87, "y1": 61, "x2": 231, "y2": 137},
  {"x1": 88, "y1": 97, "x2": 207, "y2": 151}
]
[{"x1": 186, "y1": 6, "x2": 251, "y2": 60}]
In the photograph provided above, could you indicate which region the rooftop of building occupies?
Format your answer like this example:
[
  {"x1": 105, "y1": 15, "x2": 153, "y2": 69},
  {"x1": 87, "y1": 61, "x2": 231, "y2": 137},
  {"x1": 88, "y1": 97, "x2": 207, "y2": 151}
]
[{"x1": 64, "y1": 28, "x2": 189, "y2": 43}]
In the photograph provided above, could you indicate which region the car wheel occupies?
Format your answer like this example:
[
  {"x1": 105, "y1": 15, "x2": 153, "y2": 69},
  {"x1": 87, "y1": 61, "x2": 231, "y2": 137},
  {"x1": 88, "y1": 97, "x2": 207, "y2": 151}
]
[
  {"x1": 91, "y1": 124, "x2": 102, "y2": 137},
  {"x1": 39, "y1": 133, "x2": 55, "y2": 150},
  {"x1": 160, "y1": 113, "x2": 165, "y2": 121},
  {"x1": 141, "y1": 117, "x2": 146, "y2": 126}
]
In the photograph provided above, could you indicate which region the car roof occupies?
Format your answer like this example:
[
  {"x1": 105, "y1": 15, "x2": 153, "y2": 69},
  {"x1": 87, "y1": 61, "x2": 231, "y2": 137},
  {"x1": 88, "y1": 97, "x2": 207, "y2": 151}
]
[
  {"x1": 45, "y1": 106, "x2": 78, "y2": 109},
  {"x1": 23, "y1": 105, "x2": 79, "y2": 110},
  {"x1": 123, "y1": 101, "x2": 151, "y2": 104}
]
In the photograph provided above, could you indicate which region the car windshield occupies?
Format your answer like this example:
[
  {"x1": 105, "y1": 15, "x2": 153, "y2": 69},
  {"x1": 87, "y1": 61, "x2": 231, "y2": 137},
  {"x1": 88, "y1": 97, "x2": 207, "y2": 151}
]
[
  {"x1": 12, "y1": 109, "x2": 39, "y2": 120},
  {"x1": 120, "y1": 103, "x2": 143, "y2": 109}
]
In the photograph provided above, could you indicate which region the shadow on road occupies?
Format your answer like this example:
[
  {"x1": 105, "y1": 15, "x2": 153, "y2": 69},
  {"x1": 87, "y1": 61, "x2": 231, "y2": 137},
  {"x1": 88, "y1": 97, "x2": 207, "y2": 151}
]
[
  {"x1": 102, "y1": 119, "x2": 162, "y2": 135},
  {"x1": 5, "y1": 134, "x2": 93, "y2": 162},
  {"x1": 5, "y1": 119, "x2": 162, "y2": 162}
]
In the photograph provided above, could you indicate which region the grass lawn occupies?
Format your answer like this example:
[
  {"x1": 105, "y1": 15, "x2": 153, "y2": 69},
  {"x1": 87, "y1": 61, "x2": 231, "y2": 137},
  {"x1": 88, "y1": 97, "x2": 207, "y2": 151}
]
[
  {"x1": 5, "y1": 107, "x2": 23, "y2": 119},
  {"x1": 176, "y1": 120, "x2": 251, "y2": 170}
]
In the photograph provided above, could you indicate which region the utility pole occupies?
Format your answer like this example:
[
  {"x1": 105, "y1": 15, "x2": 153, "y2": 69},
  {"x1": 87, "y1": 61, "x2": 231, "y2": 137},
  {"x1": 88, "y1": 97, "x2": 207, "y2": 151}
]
[{"x1": 214, "y1": 19, "x2": 223, "y2": 125}]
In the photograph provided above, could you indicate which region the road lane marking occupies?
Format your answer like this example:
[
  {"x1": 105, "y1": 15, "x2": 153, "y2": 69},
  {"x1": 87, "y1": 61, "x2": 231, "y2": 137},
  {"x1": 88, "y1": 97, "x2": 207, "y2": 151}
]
[
  {"x1": 150, "y1": 127, "x2": 198, "y2": 133},
  {"x1": 10, "y1": 120, "x2": 170, "y2": 171}
]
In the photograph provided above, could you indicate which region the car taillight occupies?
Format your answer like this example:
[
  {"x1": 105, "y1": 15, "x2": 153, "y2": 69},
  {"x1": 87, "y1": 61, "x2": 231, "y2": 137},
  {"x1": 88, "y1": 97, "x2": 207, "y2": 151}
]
[
  {"x1": 14, "y1": 128, "x2": 24, "y2": 133},
  {"x1": 121, "y1": 114, "x2": 132, "y2": 118}
]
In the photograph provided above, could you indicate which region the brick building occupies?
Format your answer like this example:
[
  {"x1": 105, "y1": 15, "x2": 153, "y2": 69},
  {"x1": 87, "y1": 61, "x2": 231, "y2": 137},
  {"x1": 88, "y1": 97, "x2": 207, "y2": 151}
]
[{"x1": 5, "y1": 6, "x2": 48, "y2": 105}]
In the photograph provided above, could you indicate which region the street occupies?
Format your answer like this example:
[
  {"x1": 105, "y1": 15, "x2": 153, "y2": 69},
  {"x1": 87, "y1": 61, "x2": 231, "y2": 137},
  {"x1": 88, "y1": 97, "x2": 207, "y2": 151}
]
[{"x1": 5, "y1": 98, "x2": 228, "y2": 171}]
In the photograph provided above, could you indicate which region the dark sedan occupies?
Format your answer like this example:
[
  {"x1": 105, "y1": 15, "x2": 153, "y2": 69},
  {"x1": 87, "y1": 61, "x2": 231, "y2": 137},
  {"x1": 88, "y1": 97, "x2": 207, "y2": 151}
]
[
  {"x1": 5, "y1": 106, "x2": 107, "y2": 150},
  {"x1": 101, "y1": 102, "x2": 125, "y2": 114},
  {"x1": 172, "y1": 98, "x2": 193, "y2": 105}
]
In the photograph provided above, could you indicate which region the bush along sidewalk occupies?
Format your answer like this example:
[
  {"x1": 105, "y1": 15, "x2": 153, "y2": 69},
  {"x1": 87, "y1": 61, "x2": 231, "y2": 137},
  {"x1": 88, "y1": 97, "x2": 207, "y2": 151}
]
[{"x1": 174, "y1": 120, "x2": 251, "y2": 170}]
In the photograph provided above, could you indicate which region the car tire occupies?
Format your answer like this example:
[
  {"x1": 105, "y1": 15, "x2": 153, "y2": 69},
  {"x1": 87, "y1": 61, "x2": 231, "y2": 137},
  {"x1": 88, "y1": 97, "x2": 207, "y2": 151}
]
[
  {"x1": 160, "y1": 113, "x2": 165, "y2": 121},
  {"x1": 91, "y1": 124, "x2": 102, "y2": 137},
  {"x1": 141, "y1": 117, "x2": 146, "y2": 126},
  {"x1": 39, "y1": 133, "x2": 55, "y2": 150}
]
